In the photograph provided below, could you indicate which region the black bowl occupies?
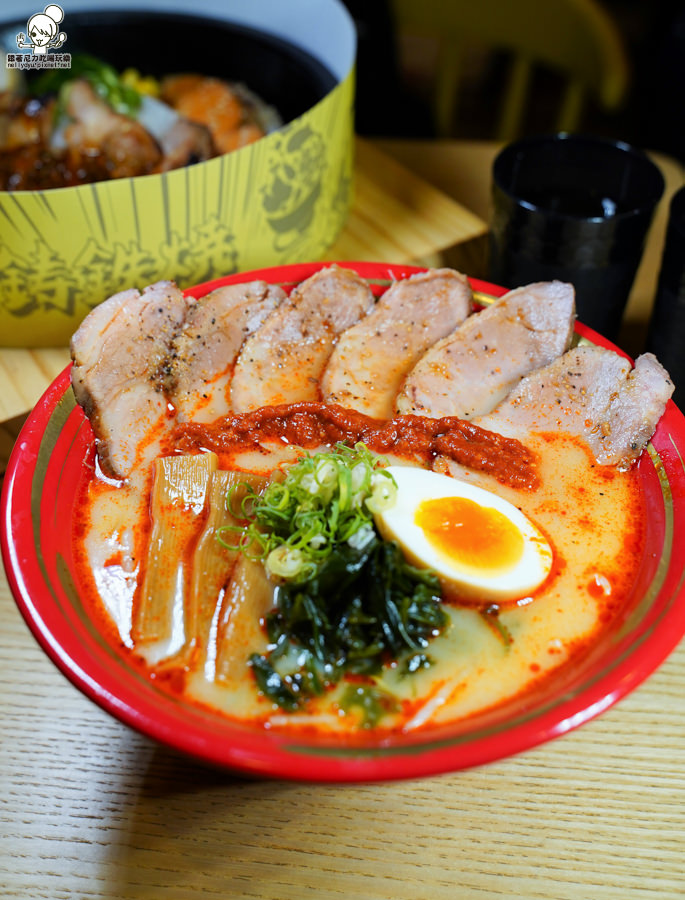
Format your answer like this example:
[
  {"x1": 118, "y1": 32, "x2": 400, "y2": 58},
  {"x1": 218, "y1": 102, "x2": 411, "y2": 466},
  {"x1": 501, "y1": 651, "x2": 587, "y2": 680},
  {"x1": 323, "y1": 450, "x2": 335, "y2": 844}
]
[{"x1": 3, "y1": 9, "x2": 337, "y2": 123}]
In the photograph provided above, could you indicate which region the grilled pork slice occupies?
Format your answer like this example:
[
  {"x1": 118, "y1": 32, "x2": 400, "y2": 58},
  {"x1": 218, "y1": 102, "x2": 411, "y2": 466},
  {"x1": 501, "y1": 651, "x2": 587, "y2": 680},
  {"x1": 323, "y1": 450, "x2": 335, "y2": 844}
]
[
  {"x1": 478, "y1": 346, "x2": 674, "y2": 468},
  {"x1": 321, "y1": 268, "x2": 473, "y2": 419},
  {"x1": 396, "y1": 281, "x2": 576, "y2": 419},
  {"x1": 167, "y1": 281, "x2": 286, "y2": 422},
  {"x1": 230, "y1": 265, "x2": 376, "y2": 412},
  {"x1": 61, "y1": 80, "x2": 162, "y2": 179},
  {"x1": 71, "y1": 281, "x2": 191, "y2": 479}
]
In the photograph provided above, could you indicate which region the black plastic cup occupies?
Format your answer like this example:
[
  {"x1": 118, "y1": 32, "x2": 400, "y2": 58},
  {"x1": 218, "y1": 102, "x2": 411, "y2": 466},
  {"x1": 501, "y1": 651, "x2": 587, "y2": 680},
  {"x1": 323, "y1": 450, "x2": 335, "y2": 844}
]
[
  {"x1": 489, "y1": 134, "x2": 665, "y2": 342},
  {"x1": 645, "y1": 186, "x2": 685, "y2": 408}
]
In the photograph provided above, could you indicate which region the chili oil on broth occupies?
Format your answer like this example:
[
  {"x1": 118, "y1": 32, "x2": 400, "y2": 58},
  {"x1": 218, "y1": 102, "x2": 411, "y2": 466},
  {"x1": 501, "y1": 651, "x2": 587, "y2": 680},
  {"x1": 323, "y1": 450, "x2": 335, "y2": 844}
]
[{"x1": 73, "y1": 428, "x2": 646, "y2": 735}]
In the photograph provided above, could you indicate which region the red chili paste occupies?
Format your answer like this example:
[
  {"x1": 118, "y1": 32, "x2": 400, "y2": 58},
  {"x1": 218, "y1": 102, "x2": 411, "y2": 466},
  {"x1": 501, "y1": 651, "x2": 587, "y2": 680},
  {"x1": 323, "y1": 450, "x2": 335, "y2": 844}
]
[{"x1": 173, "y1": 401, "x2": 539, "y2": 490}]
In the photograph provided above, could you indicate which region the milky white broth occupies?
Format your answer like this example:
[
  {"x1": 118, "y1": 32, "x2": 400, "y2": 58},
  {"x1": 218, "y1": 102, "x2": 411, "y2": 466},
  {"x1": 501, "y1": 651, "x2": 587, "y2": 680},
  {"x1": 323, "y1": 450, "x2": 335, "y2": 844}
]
[{"x1": 72, "y1": 421, "x2": 645, "y2": 735}]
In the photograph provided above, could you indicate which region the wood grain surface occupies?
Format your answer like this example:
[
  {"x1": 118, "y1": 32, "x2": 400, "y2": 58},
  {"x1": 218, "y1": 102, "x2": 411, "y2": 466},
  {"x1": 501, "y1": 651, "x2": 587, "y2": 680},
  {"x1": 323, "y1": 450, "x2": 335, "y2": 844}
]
[
  {"x1": 1, "y1": 140, "x2": 684, "y2": 899},
  {"x1": 1, "y1": 567, "x2": 684, "y2": 899}
]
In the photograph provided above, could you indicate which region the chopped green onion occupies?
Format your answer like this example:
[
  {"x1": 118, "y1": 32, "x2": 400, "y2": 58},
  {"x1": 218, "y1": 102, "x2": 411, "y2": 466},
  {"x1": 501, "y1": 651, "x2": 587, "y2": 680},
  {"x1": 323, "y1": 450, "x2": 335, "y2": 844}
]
[
  {"x1": 227, "y1": 443, "x2": 397, "y2": 585},
  {"x1": 30, "y1": 53, "x2": 142, "y2": 117}
]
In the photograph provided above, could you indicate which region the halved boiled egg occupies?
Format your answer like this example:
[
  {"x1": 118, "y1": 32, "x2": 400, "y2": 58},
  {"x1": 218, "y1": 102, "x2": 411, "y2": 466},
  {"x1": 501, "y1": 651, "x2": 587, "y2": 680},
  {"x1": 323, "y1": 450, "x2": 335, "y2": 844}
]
[{"x1": 373, "y1": 466, "x2": 553, "y2": 603}]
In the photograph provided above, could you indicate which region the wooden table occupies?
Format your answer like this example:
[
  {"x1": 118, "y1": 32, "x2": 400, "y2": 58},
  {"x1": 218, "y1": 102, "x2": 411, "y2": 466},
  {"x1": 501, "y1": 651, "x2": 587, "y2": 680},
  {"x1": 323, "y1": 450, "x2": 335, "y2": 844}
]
[{"x1": 1, "y1": 140, "x2": 684, "y2": 899}]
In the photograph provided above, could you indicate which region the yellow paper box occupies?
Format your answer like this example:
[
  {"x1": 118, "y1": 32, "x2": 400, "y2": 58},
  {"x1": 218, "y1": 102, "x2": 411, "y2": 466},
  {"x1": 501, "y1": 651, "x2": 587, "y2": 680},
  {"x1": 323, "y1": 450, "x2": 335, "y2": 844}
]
[{"x1": 0, "y1": 0, "x2": 356, "y2": 347}]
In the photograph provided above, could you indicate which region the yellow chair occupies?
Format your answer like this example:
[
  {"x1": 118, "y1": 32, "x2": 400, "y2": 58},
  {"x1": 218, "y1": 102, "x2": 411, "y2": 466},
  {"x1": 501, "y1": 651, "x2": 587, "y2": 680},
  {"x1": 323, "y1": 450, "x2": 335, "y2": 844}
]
[{"x1": 388, "y1": 0, "x2": 630, "y2": 141}]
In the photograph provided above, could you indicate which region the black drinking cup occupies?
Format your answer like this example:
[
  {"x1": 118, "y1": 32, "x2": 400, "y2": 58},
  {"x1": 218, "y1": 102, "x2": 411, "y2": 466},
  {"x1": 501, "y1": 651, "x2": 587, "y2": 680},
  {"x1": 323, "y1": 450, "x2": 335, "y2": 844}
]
[
  {"x1": 645, "y1": 186, "x2": 685, "y2": 408},
  {"x1": 489, "y1": 134, "x2": 665, "y2": 342}
]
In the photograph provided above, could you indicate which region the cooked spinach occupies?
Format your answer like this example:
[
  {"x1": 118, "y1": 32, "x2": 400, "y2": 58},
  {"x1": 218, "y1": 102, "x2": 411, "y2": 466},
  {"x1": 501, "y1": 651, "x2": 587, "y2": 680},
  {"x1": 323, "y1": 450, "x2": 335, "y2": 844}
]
[
  {"x1": 227, "y1": 443, "x2": 447, "y2": 724},
  {"x1": 249, "y1": 536, "x2": 447, "y2": 715},
  {"x1": 340, "y1": 684, "x2": 399, "y2": 730}
]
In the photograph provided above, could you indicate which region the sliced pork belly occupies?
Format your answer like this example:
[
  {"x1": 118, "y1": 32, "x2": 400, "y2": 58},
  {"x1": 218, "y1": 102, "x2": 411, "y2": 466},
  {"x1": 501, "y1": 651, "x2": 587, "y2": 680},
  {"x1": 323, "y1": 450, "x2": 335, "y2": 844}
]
[
  {"x1": 71, "y1": 281, "x2": 190, "y2": 479},
  {"x1": 395, "y1": 281, "x2": 576, "y2": 420},
  {"x1": 167, "y1": 281, "x2": 286, "y2": 422},
  {"x1": 230, "y1": 265, "x2": 375, "y2": 412},
  {"x1": 321, "y1": 268, "x2": 473, "y2": 419},
  {"x1": 478, "y1": 346, "x2": 674, "y2": 468}
]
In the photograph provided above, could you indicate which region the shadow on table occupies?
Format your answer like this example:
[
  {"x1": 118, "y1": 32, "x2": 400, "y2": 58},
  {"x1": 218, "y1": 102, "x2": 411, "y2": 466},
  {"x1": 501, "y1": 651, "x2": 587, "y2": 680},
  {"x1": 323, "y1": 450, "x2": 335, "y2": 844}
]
[{"x1": 103, "y1": 743, "x2": 336, "y2": 897}]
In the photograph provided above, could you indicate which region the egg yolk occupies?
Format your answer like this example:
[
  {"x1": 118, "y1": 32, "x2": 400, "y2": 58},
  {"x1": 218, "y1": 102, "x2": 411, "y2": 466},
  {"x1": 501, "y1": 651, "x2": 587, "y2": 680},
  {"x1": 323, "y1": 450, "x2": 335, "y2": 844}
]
[{"x1": 414, "y1": 496, "x2": 525, "y2": 574}]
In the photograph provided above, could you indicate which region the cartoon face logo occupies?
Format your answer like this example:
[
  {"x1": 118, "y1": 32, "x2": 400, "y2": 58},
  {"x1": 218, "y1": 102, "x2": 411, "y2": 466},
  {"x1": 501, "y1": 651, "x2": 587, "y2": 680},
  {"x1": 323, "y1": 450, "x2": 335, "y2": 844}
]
[
  {"x1": 17, "y1": 4, "x2": 67, "y2": 55},
  {"x1": 262, "y1": 124, "x2": 327, "y2": 253}
]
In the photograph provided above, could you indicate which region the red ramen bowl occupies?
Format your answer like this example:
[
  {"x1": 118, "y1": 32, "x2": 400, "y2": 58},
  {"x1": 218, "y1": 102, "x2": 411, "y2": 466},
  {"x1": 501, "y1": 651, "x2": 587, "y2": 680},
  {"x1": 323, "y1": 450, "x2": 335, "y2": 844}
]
[{"x1": 2, "y1": 260, "x2": 685, "y2": 781}]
